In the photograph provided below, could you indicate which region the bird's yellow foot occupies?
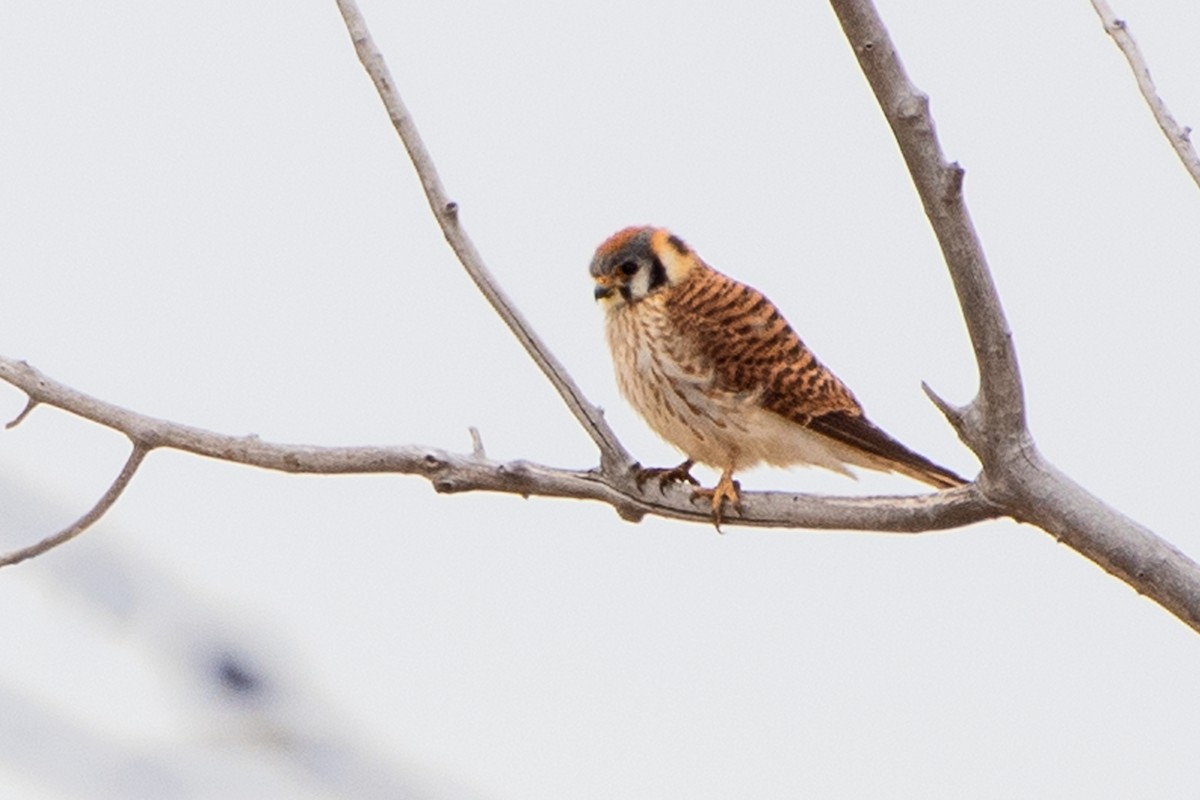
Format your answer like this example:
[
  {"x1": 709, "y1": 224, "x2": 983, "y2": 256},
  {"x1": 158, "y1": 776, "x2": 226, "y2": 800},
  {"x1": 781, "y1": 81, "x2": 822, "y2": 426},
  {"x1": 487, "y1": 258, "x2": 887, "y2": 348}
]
[
  {"x1": 692, "y1": 468, "x2": 741, "y2": 530},
  {"x1": 634, "y1": 459, "x2": 699, "y2": 494}
]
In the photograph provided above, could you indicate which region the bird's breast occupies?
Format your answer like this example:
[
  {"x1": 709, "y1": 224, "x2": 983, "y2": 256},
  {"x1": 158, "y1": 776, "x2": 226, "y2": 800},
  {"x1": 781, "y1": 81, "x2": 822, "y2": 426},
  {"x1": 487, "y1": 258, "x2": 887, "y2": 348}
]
[{"x1": 604, "y1": 303, "x2": 755, "y2": 468}]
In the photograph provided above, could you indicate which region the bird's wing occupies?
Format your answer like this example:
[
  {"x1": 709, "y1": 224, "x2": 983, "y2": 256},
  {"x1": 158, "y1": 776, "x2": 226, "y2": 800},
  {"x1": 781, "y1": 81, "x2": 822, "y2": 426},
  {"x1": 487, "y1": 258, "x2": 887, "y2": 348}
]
[
  {"x1": 663, "y1": 266, "x2": 861, "y2": 419},
  {"x1": 805, "y1": 411, "x2": 966, "y2": 488},
  {"x1": 664, "y1": 267, "x2": 965, "y2": 489}
]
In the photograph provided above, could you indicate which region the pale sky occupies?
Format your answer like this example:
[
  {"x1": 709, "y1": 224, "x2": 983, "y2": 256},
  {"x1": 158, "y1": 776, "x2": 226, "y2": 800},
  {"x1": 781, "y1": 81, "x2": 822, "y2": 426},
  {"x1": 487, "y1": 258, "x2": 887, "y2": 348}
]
[{"x1": 2, "y1": 0, "x2": 1199, "y2": 797}]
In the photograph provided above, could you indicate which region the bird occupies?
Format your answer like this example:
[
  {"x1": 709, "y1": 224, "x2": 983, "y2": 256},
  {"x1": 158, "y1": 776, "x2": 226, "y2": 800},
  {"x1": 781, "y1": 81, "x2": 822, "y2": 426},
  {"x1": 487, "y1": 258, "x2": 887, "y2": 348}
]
[{"x1": 589, "y1": 225, "x2": 967, "y2": 527}]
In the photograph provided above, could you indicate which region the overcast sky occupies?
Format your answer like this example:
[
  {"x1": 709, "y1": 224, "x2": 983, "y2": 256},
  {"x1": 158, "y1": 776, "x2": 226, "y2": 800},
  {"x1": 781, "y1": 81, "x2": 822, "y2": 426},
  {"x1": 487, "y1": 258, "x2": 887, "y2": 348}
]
[{"x1": 2, "y1": 0, "x2": 1199, "y2": 797}]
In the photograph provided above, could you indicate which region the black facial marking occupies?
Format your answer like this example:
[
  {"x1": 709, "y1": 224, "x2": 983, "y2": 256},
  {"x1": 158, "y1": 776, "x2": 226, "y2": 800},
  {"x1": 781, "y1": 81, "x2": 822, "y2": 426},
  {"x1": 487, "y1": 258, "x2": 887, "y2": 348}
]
[
  {"x1": 619, "y1": 285, "x2": 633, "y2": 302},
  {"x1": 666, "y1": 234, "x2": 689, "y2": 255},
  {"x1": 648, "y1": 256, "x2": 668, "y2": 290}
]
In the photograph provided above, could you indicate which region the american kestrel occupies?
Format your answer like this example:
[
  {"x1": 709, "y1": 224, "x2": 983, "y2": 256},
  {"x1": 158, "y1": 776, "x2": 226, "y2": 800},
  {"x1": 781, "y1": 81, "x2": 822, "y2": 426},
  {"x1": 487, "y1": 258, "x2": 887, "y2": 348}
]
[{"x1": 590, "y1": 226, "x2": 966, "y2": 526}]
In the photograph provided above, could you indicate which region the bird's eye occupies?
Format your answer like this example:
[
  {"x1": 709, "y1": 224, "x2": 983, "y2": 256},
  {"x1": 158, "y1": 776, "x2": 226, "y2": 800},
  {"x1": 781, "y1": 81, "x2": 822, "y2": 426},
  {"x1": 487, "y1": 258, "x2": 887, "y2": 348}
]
[{"x1": 618, "y1": 261, "x2": 639, "y2": 277}]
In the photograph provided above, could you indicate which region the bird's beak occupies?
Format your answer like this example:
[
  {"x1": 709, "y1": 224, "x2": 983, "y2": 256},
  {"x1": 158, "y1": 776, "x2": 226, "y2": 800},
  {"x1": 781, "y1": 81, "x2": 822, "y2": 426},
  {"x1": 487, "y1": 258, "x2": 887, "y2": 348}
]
[{"x1": 593, "y1": 283, "x2": 614, "y2": 301}]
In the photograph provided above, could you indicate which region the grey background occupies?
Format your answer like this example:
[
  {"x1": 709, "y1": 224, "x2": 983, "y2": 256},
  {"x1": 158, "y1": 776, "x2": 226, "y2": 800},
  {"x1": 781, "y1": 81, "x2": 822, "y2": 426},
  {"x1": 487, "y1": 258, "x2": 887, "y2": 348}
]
[{"x1": 2, "y1": 0, "x2": 1198, "y2": 797}]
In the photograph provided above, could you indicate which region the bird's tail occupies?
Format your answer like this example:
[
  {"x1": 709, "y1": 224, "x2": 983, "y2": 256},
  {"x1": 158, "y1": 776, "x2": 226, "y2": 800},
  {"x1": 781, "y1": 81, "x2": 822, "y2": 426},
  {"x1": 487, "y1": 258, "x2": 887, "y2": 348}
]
[{"x1": 807, "y1": 411, "x2": 969, "y2": 489}]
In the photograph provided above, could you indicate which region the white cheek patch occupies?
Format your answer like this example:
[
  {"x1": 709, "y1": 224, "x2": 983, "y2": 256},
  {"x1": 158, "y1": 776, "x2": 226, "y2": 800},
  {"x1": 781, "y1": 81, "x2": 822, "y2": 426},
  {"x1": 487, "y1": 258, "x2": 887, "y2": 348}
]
[{"x1": 628, "y1": 267, "x2": 652, "y2": 300}]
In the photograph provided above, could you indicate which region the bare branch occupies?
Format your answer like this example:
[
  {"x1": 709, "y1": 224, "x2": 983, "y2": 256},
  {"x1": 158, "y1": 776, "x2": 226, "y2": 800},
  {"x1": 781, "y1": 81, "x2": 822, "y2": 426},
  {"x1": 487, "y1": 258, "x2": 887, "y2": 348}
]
[
  {"x1": 830, "y1": 0, "x2": 1200, "y2": 634},
  {"x1": 828, "y1": 1, "x2": 1025, "y2": 466},
  {"x1": 0, "y1": 355, "x2": 999, "y2": 559},
  {"x1": 1090, "y1": 0, "x2": 1200, "y2": 189},
  {"x1": 0, "y1": 444, "x2": 148, "y2": 568},
  {"x1": 332, "y1": 0, "x2": 633, "y2": 474}
]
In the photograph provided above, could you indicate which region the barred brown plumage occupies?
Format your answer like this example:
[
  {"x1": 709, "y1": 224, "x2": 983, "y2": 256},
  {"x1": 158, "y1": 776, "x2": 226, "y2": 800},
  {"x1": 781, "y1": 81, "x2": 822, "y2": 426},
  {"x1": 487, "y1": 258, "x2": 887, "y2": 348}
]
[{"x1": 590, "y1": 226, "x2": 967, "y2": 527}]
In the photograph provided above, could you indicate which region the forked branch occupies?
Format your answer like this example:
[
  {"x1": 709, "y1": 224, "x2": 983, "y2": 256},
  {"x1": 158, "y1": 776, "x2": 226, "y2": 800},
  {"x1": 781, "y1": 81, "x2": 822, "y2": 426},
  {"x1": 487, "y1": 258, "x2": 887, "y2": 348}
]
[{"x1": 830, "y1": 0, "x2": 1200, "y2": 633}]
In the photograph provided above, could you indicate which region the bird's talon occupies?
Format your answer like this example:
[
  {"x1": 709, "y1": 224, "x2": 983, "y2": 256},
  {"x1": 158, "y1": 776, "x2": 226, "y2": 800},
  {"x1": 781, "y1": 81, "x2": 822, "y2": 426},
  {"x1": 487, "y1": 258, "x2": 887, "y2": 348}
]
[
  {"x1": 692, "y1": 470, "x2": 742, "y2": 530},
  {"x1": 633, "y1": 460, "x2": 698, "y2": 494}
]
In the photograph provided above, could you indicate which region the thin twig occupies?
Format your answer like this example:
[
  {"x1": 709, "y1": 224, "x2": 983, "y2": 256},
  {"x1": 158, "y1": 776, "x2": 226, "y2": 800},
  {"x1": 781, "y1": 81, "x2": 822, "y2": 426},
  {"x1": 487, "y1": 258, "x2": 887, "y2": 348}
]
[
  {"x1": 1090, "y1": 0, "x2": 1200, "y2": 189},
  {"x1": 0, "y1": 444, "x2": 148, "y2": 567},
  {"x1": 332, "y1": 0, "x2": 633, "y2": 474},
  {"x1": 468, "y1": 426, "x2": 486, "y2": 459},
  {"x1": 6, "y1": 396, "x2": 38, "y2": 428}
]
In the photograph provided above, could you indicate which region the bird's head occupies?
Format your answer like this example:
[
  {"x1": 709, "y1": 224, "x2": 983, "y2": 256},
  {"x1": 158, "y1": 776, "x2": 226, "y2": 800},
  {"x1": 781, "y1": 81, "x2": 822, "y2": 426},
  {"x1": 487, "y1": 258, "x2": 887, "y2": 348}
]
[{"x1": 589, "y1": 226, "x2": 697, "y2": 308}]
